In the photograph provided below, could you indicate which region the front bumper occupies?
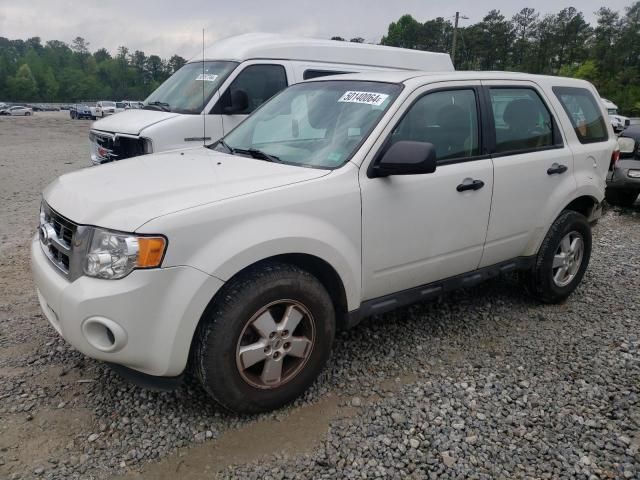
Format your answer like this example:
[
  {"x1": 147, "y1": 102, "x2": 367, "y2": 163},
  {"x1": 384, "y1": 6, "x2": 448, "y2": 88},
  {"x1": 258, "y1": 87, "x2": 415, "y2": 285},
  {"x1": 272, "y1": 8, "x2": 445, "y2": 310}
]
[{"x1": 31, "y1": 235, "x2": 224, "y2": 377}]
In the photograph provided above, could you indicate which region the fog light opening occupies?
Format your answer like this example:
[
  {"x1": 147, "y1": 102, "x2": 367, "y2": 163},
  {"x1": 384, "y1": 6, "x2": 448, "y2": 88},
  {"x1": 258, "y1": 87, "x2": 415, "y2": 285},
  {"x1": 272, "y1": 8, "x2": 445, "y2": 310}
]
[{"x1": 82, "y1": 317, "x2": 127, "y2": 353}]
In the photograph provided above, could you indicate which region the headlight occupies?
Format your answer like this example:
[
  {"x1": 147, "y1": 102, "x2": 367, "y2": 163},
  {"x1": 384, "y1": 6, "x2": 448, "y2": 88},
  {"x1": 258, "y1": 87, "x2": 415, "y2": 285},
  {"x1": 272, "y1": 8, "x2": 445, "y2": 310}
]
[{"x1": 84, "y1": 228, "x2": 167, "y2": 279}]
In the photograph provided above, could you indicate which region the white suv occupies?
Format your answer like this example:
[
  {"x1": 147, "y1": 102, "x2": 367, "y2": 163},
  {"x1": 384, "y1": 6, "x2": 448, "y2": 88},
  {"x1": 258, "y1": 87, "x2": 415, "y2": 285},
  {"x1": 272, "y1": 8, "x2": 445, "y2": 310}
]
[{"x1": 32, "y1": 72, "x2": 615, "y2": 413}]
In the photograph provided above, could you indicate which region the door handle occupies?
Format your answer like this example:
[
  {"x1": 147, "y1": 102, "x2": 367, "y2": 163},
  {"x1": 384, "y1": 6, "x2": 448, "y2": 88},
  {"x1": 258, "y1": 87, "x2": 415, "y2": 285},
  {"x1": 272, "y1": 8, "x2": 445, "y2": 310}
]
[
  {"x1": 547, "y1": 163, "x2": 568, "y2": 175},
  {"x1": 456, "y1": 179, "x2": 485, "y2": 192}
]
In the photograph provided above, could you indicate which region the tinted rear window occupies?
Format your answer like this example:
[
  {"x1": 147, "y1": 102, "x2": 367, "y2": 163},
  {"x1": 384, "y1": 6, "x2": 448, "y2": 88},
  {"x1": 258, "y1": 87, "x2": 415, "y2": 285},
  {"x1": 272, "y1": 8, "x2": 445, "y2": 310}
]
[{"x1": 553, "y1": 87, "x2": 608, "y2": 144}]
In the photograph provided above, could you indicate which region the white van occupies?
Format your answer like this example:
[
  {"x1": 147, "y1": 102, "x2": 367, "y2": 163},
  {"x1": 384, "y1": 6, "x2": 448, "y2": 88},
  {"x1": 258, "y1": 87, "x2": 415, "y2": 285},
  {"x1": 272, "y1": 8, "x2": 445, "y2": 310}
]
[{"x1": 88, "y1": 33, "x2": 453, "y2": 164}]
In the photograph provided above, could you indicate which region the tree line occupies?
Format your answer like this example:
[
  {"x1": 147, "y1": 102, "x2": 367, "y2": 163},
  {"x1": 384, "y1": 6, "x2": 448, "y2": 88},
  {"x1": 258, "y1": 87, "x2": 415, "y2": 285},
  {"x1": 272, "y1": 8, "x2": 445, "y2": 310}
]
[
  {"x1": 0, "y1": 36, "x2": 186, "y2": 103},
  {"x1": 370, "y1": 2, "x2": 640, "y2": 114},
  {"x1": 2, "y1": 3, "x2": 640, "y2": 112}
]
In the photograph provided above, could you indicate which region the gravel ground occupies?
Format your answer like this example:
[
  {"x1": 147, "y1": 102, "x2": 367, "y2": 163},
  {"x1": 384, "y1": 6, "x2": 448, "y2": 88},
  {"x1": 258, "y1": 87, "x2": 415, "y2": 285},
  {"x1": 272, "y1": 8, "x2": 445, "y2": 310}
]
[{"x1": 0, "y1": 112, "x2": 639, "y2": 479}]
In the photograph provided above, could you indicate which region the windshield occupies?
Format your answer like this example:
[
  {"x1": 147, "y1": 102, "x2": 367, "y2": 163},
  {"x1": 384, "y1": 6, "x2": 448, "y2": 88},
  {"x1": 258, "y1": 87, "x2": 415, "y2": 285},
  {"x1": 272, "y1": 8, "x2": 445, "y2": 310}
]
[
  {"x1": 116, "y1": 102, "x2": 125, "y2": 108},
  {"x1": 102, "y1": 101, "x2": 115, "y2": 107},
  {"x1": 144, "y1": 61, "x2": 237, "y2": 114},
  {"x1": 215, "y1": 80, "x2": 402, "y2": 169},
  {"x1": 608, "y1": 108, "x2": 618, "y2": 115}
]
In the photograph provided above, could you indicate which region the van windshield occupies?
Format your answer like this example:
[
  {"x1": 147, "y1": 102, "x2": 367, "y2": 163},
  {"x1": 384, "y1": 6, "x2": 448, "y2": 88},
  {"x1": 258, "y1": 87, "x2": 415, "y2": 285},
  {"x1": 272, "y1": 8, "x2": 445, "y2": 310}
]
[
  {"x1": 144, "y1": 61, "x2": 237, "y2": 114},
  {"x1": 214, "y1": 80, "x2": 402, "y2": 169}
]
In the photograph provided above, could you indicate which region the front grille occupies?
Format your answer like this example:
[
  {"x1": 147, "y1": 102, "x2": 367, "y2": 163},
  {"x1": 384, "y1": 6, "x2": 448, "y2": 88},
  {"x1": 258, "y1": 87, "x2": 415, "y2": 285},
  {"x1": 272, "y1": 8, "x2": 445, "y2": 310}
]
[
  {"x1": 90, "y1": 130, "x2": 148, "y2": 164},
  {"x1": 40, "y1": 204, "x2": 78, "y2": 276}
]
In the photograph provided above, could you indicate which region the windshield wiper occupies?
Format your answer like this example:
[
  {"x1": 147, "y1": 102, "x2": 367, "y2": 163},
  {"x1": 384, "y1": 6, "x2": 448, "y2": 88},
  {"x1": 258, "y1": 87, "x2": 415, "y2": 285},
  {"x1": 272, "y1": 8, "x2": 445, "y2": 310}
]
[
  {"x1": 234, "y1": 147, "x2": 282, "y2": 163},
  {"x1": 143, "y1": 101, "x2": 171, "y2": 112}
]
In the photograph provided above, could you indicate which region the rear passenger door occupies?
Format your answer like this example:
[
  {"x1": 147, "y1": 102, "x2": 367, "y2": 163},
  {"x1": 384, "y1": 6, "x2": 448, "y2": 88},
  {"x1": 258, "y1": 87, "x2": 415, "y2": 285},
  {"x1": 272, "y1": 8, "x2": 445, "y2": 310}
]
[{"x1": 479, "y1": 81, "x2": 576, "y2": 268}]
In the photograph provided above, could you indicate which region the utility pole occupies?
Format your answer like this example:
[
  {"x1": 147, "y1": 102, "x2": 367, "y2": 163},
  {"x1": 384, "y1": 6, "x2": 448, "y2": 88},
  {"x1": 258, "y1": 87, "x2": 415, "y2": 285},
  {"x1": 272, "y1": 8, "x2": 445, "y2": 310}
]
[
  {"x1": 451, "y1": 12, "x2": 468, "y2": 67},
  {"x1": 452, "y1": 11, "x2": 460, "y2": 65}
]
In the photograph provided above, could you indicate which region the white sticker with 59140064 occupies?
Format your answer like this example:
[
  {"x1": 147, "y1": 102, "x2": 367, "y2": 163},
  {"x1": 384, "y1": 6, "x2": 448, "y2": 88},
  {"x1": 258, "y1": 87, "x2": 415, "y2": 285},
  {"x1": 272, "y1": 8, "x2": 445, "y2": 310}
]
[
  {"x1": 196, "y1": 73, "x2": 218, "y2": 82},
  {"x1": 338, "y1": 91, "x2": 389, "y2": 106}
]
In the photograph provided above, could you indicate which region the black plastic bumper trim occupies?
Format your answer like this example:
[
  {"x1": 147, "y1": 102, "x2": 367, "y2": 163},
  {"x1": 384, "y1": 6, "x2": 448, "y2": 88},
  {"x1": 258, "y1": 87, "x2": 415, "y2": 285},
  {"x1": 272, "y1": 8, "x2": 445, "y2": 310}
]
[{"x1": 108, "y1": 363, "x2": 183, "y2": 391}]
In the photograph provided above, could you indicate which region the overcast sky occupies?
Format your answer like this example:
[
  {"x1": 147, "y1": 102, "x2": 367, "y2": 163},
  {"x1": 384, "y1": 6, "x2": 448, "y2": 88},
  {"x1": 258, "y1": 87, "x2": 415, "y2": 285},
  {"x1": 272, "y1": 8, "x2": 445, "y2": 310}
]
[{"x1": 0, "y1": 0, "x2": 633, "y2": 60}]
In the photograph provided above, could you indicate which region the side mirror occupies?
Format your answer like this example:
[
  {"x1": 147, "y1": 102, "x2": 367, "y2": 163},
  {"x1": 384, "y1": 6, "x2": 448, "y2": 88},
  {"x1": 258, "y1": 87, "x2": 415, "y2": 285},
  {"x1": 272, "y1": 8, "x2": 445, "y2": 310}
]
[
  {"x1": 224, "y1": 89, "x2": 249, "y2": 114},
  {"x1": 370, "y1": 141, "x2": 437, "y2": 178}
]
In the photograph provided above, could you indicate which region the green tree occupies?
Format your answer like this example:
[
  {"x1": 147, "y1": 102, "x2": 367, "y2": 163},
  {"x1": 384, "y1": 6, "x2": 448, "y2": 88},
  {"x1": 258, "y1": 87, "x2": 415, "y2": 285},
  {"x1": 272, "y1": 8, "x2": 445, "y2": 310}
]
[
  {"x1": 380, "y1": 14, "x2": 422, "y2": 48},
  {"x1": 7, "y1": 64, "x2": 38, "y2": 101},
  {"x1": 167, "y1": 54, "x2": 186, "y2": 73},
  {"x1": 512, "y1": 8, "x2": 539, "y2": 70}
]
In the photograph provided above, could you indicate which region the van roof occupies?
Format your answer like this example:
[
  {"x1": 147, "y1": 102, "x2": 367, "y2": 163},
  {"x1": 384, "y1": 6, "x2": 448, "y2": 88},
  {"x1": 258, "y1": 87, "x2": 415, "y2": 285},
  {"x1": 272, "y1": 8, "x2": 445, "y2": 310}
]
[
  {"x1": 192, "y1": 33, "x2": 454, "y2": 72},
  {"x1": 302, "y1": 70, "x2": 597, "y2": 89}
]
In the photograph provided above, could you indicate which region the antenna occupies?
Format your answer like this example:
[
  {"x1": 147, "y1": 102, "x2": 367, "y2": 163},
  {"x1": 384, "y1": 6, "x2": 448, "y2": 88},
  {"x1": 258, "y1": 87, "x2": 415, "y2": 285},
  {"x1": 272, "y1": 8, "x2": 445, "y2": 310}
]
[{"x1": 202, "y1": 28, "x2": 206, "y2": 146}]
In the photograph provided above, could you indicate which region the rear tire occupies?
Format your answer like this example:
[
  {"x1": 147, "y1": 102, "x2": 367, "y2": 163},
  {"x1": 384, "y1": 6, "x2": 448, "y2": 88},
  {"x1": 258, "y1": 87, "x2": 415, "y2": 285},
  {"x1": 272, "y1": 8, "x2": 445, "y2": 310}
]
[
  {"x1": 606, "y1": 188, "x2": 638, "y2": 207},
  {"x1": 522, "y1": 211, "x2": 592, "y2": 304},
  {"x1": 194, "y1": 262, "x2": 335, "y2": 413}
]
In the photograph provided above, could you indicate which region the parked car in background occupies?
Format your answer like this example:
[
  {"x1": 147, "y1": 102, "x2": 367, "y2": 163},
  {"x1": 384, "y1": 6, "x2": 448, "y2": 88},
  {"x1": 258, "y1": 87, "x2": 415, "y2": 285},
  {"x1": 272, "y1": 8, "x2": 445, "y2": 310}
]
[
  {"x1": 70, "y1": 104, "x2": 95, "y2": 120},
  {"x1": 88, "y1": 33, "x2": 454, "y2": 164},
  {"x1": 33, "y1": 71, "x2": 613, "y2": 412},
  {"x1": 607, "y1": 126, "x2": 640, "y2": 206},
  {"x1": 94, "y1": 101, "x2": 116, "y2": 118},
  {"x1": 121, "y1": 100, "x2": 142, "y2": 109},
  {"x1": 602, "y1": 98, "x2": 630, "y2": 133},
  {"x1": 1, "y1": 105, "x2": 33, "y2": 116},
  {"x1": 115, "y1": 102, "x2": 126, "y2": 113}
]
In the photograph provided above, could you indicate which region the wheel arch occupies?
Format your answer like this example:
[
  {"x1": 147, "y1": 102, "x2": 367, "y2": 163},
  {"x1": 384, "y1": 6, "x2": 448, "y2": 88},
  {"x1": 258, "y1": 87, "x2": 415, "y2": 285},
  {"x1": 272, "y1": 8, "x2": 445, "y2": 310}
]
[
  {"x1": 197, "y1": 253, "x2": 351, "y2": 337},
  {"x1": 562, "y1": 194, "x2": 601, "y2": 221}
]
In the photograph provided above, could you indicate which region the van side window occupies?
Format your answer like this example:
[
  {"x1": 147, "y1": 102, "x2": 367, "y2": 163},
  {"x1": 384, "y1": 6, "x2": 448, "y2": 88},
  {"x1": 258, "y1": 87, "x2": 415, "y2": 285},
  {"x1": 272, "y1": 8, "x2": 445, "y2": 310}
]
[
  {"x1": 390, "y1": 89, "x2": 480, "y2": 163},
  {"x1": 215, "y1": 64, "x2": 287, "y2": 115},
  {"x1": 489, "y1": 88, "x2": 558, "y2": 154},
  {"x1": 303, "y1": 69, "x2": 351, "y2": 80},
  {"x1": 552, "y1": 87, "x2": 609, "y2": 144}
]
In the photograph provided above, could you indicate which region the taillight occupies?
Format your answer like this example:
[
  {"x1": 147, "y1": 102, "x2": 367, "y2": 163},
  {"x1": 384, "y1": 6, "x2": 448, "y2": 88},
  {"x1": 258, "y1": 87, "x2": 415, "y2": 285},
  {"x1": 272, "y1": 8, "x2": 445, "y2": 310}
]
[{"x1": 610, "y1": 148, "x2": 620, "y2": 170}]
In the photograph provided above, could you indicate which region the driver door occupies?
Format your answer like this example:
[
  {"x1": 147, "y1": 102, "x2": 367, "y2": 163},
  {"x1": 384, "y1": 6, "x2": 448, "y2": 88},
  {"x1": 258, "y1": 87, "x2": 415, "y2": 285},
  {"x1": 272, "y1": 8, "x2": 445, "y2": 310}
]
[
  {"x1": 214, "y1": 63, "x2": 290, "y2": 135},
  {"x1": 360, "y1": 83, "x2": 494, "y2": 301}
]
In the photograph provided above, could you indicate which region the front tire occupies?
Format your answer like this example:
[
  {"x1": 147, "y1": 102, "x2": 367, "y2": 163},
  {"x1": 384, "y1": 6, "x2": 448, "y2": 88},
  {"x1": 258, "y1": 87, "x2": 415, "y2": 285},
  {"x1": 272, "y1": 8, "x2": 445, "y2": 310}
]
[
  {"x1": 194, "y1": 262, "x2": 335, "y2": 413},
  {"x1": 523, "y1": 210, "x2": 592, "y2": 304}
]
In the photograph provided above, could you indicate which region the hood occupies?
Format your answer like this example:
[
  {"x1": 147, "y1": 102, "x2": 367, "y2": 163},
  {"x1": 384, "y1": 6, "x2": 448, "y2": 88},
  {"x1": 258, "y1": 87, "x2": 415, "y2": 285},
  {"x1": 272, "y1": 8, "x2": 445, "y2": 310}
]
[
  {"x1": 92, "y1": 109, "x2": 180, "y2": 135},
  {"x1": 43, "y1": 148, "x2": 329, "y2": 232}
]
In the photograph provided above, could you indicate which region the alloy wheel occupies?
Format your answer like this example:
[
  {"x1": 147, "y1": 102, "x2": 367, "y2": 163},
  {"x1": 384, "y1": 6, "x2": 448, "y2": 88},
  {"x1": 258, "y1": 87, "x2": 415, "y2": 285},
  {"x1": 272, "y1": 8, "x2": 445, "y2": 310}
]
[
  {"x1": 235, "y1": 300, "x2": 315, "y2": 389},
  {"x1": 552, "y1": 231, "x2": 584, "y2": 287}
]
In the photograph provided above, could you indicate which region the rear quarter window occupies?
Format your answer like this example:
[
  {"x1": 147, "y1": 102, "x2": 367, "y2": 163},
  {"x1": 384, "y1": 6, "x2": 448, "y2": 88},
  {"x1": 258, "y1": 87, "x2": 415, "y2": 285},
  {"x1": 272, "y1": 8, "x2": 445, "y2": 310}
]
[{"x1": 552, "y1": 86, "x2": 609, "y2": 144}]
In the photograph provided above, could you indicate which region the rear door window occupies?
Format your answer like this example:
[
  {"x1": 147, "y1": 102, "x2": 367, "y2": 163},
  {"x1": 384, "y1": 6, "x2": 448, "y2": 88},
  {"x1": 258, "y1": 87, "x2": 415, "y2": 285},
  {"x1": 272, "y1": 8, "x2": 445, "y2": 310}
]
[
  {"x1": 488, "y1": 88, "x2": 559, "y2": 155},
  {"x1": 552, "y1": 86, "x2": 609, "y2": 144}
]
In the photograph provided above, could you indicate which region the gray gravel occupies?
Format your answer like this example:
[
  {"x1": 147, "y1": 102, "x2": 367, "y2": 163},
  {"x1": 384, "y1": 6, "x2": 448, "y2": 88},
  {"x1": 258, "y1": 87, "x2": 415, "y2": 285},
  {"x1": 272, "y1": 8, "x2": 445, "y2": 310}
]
[{"x1": 1, "y1": 113, "x2": 639, "y2": 479}]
